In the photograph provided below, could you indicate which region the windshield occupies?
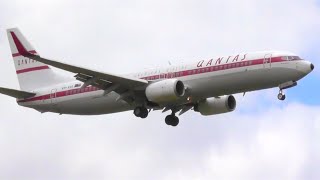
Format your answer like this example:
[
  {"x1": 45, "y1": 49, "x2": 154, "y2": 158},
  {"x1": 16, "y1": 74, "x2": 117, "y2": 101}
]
[{"x1": 281, "y1": 56, "x2": 302, "y2": 61}]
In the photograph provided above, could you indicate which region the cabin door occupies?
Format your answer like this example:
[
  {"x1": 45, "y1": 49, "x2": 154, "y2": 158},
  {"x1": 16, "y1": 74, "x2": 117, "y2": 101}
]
[
  {"x1": 263, "y1": 54, "x2": 272, "y2": 69},
  {"x1": 160, "y1": 73, "x2": 166, "y2": 79},
  {"x1": 50, "y1": 89, "x2": 57, "y2": 105}
]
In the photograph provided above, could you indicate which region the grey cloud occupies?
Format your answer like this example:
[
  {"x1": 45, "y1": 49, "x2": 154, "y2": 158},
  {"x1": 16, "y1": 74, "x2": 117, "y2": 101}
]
[{"x1": 0, "y1": 101, "x2": 319, "y2": 180}]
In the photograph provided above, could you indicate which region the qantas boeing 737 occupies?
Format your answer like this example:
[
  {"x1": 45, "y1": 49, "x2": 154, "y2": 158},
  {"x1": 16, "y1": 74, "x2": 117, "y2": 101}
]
[{"x1": 0, "y1": 28, "x2": 314, "y2": 126}]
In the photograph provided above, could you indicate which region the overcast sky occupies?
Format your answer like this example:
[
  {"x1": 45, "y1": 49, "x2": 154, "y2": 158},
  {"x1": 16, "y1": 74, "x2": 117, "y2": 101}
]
[{"x1": 0, "y1": 0, "x2": 320, "y2": 179}]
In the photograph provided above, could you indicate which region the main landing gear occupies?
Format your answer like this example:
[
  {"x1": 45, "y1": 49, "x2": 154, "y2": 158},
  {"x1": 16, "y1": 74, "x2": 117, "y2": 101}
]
[
  {"x1": 277, "y1": 89, "x2": 286, "y2": 101},
  {"x1": 134, "y1": 107, "x2": 180, "y2": 127},
  {"x1": 134, "y1": 107, "x2": 149, "y2": 118},
  {"x1": 165, "y1": 113, "x2": 179, "y2": 127}
]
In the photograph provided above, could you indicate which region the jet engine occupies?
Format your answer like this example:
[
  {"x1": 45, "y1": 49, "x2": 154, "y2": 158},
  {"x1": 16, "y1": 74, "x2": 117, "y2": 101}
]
[
  {"x1": 145, "y1": 79, "x2": 185, "y2": 104},
  {"x1": 194, "y1": 95, "x2": 236, "y2": 116}
]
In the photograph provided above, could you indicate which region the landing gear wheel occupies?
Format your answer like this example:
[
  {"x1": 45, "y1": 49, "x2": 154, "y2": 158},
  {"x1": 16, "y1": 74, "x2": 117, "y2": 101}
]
[
  {"x1": 134, "y1": 107, "x2": 142, "y2": 117},
  {"x1": 277, "y1": 93, "x2": 286, "y2": 101},
  {"x1": 165, "y1": 115, "x2": 172, "y2": 125},
  {"x1": 165, "y1": 114, "x2": 179, "y2": 126},
  {"x1": 134, "y1": 107, "x2": 149, "y2": 118},
  {"x1": 140, "y1": 108, "x2": 149, "y2": 119},
  {"x1": 171, "y1": 116, "x2": 179, "y2": 127}
]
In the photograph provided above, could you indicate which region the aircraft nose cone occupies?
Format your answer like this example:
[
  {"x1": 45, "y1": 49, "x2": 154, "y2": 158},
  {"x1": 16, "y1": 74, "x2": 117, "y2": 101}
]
[{"x1": 311, "y1": 63, "x2": 314, "y2": 71}]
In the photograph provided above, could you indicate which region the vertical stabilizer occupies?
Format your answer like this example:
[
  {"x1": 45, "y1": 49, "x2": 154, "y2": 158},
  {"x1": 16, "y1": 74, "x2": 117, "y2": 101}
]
[{"x1": 7, "y1": 28, "x2": 67, "y2": 91}]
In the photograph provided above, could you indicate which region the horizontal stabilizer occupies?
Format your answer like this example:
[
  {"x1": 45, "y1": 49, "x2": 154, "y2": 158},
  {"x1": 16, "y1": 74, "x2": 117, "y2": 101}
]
[{"x1": 0, "y1": 87, "x2": 36, "y2": 99}]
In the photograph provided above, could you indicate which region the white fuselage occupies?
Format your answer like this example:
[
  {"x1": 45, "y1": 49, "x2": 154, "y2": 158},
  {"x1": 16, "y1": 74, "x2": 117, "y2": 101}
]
[{"x1": 17, "y1": 51, "x2": 312, "y2": 115}]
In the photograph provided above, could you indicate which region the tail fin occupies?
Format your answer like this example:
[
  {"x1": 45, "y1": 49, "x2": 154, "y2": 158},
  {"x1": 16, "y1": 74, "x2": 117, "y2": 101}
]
[{"x1": 7, "y1": 28, "x2": 67, "y2": 91}]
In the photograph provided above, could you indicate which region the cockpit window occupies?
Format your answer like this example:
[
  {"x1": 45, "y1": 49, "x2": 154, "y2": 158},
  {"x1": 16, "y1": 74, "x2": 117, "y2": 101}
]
[
  {"x1": 281, "y1": 56, "x2": 302, "y2": 61},
  {"x1": 292, "y1": 56, "x2": 302, "y2": 60}
]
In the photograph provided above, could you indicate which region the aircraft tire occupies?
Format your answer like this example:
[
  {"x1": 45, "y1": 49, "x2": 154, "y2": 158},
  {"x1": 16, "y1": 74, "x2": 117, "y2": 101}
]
[
  {"x1": 277, "y1": 93, "x2": 286, "y2": 101},
  {"x1": 134, "y1": 107, "x2": 148, "y2": 118},
  {"x1": 140, "y1": 108, "x2": 149, "y2": 118},
  {"x1": 165, "y1": 115, "x2": 179, "y2": 126}
]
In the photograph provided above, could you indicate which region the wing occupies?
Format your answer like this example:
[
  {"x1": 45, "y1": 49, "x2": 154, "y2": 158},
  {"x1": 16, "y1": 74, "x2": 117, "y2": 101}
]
[
  {"x1": 25, "y1": 54, "x2": 149, "y2": 104},
  {"x1": 25, "y1": 54, "x2": 150, "y2": 104},
  {"x1": 157, "y1": 100, "x2": 195, "y2": 116},
  {"x1": 0, "y1": 87, "x2": 36, "y2": 99},
  {"x1": 25, "y1": 53, "x2": 148, "y2": 89}
]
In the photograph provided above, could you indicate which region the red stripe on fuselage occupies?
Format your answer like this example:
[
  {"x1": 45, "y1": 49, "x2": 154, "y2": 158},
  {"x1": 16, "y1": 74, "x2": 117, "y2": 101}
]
[
  {"x1": 18, "y1": 86, "x2": 100, "y2": 103},
  {"x1": 18, "y1": 57, "x2": 287, "y2": 103},
  {"x1": 16, "y1": 66, "x2": 50, "y2": 74}
]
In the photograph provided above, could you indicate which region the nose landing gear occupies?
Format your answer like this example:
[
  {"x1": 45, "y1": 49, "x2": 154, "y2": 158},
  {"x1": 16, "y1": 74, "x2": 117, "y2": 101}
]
[
  {"x1": 277, "y1": 90, "x2": 286, "y2": 101},
  {"x1": 277, "y1": 81, "x2": 297, "y2": 101}
]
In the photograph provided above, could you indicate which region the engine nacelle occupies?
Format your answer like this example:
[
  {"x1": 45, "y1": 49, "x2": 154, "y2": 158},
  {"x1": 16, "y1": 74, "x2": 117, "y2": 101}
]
[
  {"x1": 145, "y1": 79, "x2": 185, "y2": 104},
  {"x1": 195, "y1": 95, "x2": 236, "y2": 116}
]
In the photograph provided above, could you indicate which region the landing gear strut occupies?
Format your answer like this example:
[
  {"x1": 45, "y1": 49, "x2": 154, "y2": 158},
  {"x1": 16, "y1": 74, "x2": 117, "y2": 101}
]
[
  {"x1": 165, "y1": 113, "x2": 179, "y2": 126},
  {"x1": 134, "y1": 107, "x2": 149, "y2": 118},
  {"x1": 277, "y1": 89, "x2": 286, "y2": 101},
  {"x1": 277, "y1": 81, "x2": 297, "y2": 101}
]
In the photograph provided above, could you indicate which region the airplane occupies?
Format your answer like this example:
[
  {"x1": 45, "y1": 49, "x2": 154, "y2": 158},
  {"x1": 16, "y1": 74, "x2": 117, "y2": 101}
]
[{"x1": 0, "y1": 28, "x2": 314, "y2": 126}]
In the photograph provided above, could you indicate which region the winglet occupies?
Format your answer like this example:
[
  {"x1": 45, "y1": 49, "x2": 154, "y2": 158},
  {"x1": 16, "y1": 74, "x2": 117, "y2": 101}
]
[{"x1": 10, "y1": 31, "x2": 29, "y2": 56}]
